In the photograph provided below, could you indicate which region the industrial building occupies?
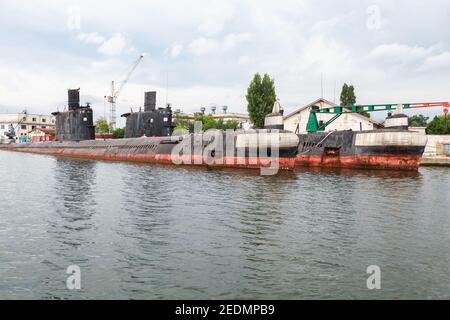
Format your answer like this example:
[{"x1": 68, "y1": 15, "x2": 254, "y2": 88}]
[
  {"x1": 29, "y1": 127, "x2": 56, "y2": 142},
  {"x1": 200, "y1": 106, "x2": 250, "y2": 125},
  {"x1": 0, "y1": 112, "x2": 56, "y2": 143},
  {"x1": 211, "y1": 112, "x2": 250, "y2": 125},
  {"x1": 284, "y1": 98, "x2": 383, "y2": 133}
]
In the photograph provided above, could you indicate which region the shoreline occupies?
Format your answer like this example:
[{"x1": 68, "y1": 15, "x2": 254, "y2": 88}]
[{"x1": 421, "y1": 156, "x2": 450, "y2": 167}]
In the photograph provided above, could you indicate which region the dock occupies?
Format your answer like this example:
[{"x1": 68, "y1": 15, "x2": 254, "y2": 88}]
[
  {"x1": 421, "y1": 156, "x2": 450, "y2": 167},
  {"x1": 421, "y1": 139, "x2": 450, "y2": 167}
]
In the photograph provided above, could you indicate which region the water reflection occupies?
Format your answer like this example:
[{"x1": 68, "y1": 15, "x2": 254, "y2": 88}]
[
  {"x1": 1, "y1": 150, "x2": 450, "y2": 299},
  {"x1": 295, "y1": 166, "x2": 421, "y2": 179},
  {"x1": 114, "y1": 165, "x2": 178, "y2": 297},
  {"x1": 40, "y1": 158, "x2": 98, "y2": 299},
  {"x1": 53, "y1": 158, "x2": 97, "y2": 215}
]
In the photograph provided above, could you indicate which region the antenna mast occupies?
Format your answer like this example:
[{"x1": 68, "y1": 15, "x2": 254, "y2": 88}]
[{"x1": 321, "y1": 73, "x2": 324, "y2": 99}]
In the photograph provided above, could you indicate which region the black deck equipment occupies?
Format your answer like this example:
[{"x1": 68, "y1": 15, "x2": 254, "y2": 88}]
[
  {"x1": 122, "y1": 91, "x2": 174, "y2": 138},
  {"x1": 52, "y1": 89, "x2": 95, "y2": 141}
]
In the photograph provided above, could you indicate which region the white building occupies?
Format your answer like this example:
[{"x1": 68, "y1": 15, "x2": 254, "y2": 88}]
[
  {"x1": 0, "y1": 112, "x2": 56, "y2": 143},
  {"x1": 284, "y1": 98, "x2": 383, "y2": 133},
  {"x1": 175, "y1": 110, "x2": 251, "y2": 128},
  {"x1": 211, "y1": 112, "x2": 250, "y2": 124}
]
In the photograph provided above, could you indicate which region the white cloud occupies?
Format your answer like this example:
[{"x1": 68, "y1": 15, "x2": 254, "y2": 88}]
[
  {"x1": 170, "y1": 44, "x2": 183, "y2": 58},
  {"x1": 238, "y1": 56, "x2": 251, "y2": 65},
  {"x1": 368, "y1": 43, "x2": 440, "y2": 66},
  {"x1": 188, "y1": 37, "x2": 219, "y2": 55},
  {"x1": 77, "y1": 32, "x2": 105, "y2": 45},
  {"x1": 301, "y1": 36, "x2": 352, "y2": 75},
  {"x1": 416, "y1": 51, "x2": 450, "y2": 72},
  {"x1": 198, "y1": 1, "x2": 235, "y2": 36},
  {"x1": 0, "y1": 0, "x2": 449, "y2": 117},
  {"x1": 312, "y1": 11, "x2": 356, "y2": 33},
  {"x1": 223, "y1": 33, "x2": 252, "y2": 51},
  {"x1": 188, "y1": 33, "x2": 252, "y2": 56},
  {"x1": 98, "y1": 33, "x2": 128, "y2": 56},
  {"x1": 199, "y1": 19, "x2": 226, "y2": 36}
]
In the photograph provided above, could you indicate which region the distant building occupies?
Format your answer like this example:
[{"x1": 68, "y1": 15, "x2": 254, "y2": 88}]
[
  {"x1": 176, "y1": 108, "x2": 251, "y2": 128},
  {"x1": 95, "y1": 133, "x2": 114, "y2": 140},
  {"x1": 211, "y1": 112, "x2": 250, "y2": 125},
  {"x1": 0, "y1": 112, "x2": 56, "y2": 143},
  {"x1": 29, "y1": 127, "x2": 55, "y2": 142},
  {"x1": 284, "y1": 98, "x2": 383, "y2": 133}
]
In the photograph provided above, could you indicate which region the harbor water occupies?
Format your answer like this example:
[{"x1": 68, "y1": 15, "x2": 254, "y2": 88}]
[{"x1": 0, "y1": 150, "x2": 449, "y2": 299}]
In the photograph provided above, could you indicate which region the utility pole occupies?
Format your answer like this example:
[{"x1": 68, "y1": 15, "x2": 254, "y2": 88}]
[
  {"x1": 110, "y1": 80, "x2": 116, "y2": 130},
  {"x1": 321, "y1": 73, "x2": 324, "y2": 99},
  {"x1": 166, "y1": 66, "x2": 169, "y2": 107},
  {"x1": 333, "y1": 81, "x2": 336, "y2": 104}
]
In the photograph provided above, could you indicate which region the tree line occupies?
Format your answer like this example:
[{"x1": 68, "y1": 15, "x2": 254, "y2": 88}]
[
  {"x1": 95, "y1": 117, "x2": 125, "y2": 138},
  {"x1": 174, "y1": 113, "x2": 239, "y2": 133},
  {"x1": 245, "y1": 73, "x2": 448, "y2": 134},
  {"x1": 97, "y1": 75, "x2": 449, "y2": 136}
]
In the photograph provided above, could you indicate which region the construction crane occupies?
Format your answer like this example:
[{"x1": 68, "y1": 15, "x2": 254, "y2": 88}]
[
  {"x1": 106, "y1": 55, "x2": 144, "y2": 129},
  {"x1": 5, "y1": 112, "x2": 29, "y2": 142},
  {"x1": 306, "y1": 101, "x2": 450, "y2": 132}
]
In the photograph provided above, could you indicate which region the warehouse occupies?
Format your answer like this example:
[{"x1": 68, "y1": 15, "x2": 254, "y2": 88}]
[{"x1": 284, "y1": 98, "x2": 383, "y2": 133}]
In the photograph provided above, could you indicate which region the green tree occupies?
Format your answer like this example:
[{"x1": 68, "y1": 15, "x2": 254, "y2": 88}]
[
  {"x1": 408, "y1": 115, "x2": 429, "y2": 127},
  {"x1": 340, "y1": 83, "x2": 356, "y2": 107},
  {"x1": 220, "y1": 119, "x2": 239, "y2": 130},
  {"x1": 426, "y1": 115, "x2": 450, "y2": 134},
  {"x1": 193, "y1": 114, "x2": 239, "y2": 131},
  {"x1": 339, "y1": 83, "x2": 369, "y2": 118},
  {"x1": 173, "y1": 115, "x2": 193, "y2": 133},
  {"x1": 173, "y1": 113, "x2": 239, "y2": 133},
  {"x1": 95, "y1": 117, "x2": 111, "y2": 133},
  {"x1": 246, "y1": 73, "x2": 277, "y2": 128},
  {"x1": 112, "y1": 128, "x2": 125, "y2": 139},
  {"x1": 195, "y1": 114, "x2": 217, "y2": 131}
]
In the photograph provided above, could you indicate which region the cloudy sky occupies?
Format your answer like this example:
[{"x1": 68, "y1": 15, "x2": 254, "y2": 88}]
[{"x1": 0, "y1": 0, "x2": 449, "y2": 125}]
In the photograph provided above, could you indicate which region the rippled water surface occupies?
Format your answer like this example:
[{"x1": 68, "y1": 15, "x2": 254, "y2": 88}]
[{"x1": 1, "y1": 151, "x2": 450, "y2": 299}]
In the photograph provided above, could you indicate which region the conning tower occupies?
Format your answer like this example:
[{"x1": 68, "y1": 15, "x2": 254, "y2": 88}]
[
  {"x1": 384, "y1": 104, "x2": 409, "y2": 130},
  {"x1": 52, "y1": 89, "x2": 95, "y2": 141},
  {"x1": 122, "y1": 91, "x2": 174, "y2": 138},
  {"x1": 264, "y1": 100, "x2": 285, "y2": 130}
]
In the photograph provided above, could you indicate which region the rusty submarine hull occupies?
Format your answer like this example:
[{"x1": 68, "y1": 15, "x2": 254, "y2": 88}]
[{"x1": 0, "y1": 89, "x2": 435, "y2": 172}]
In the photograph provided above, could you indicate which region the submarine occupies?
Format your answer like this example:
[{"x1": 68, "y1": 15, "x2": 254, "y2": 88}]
[
  {"x1": 0, "y1": 89, "x2": 299, "y2": 172},
  {"x1": 0, "y1": 88, "x2": 444, "y2": 172},
  {"x1": 293, "y1": 102, "x2": 448, "y2": 171}
]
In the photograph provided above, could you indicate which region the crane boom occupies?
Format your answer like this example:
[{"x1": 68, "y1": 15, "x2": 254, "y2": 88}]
[
  {"x1": 115, "y1": 55, "x2": 144, "y2": 98},
  {"x1": 108, "y1": 55, "x2": 144, "y2": 129},
  {"x1": 306, "y1": 101, "x2": 450, "y2": 132}
]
